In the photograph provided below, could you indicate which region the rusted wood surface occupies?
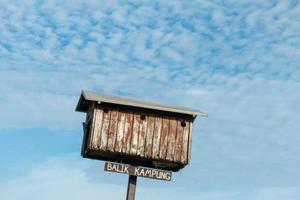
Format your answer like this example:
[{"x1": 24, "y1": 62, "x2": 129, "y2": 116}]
[
  {"x1": 174, "y1": 119, "x2": 184, "y2": 162},
  {"x1": 188, "y1": 120, "x2": 193, "y2": 163},
  {"x1": 123, "y1": 111, "x2": 134, "y2": 154},
  {"x1": 159, "y1": 116, "x2": 170, "y2": 159},
  {"x1": 181, "y1": 120, "x2": 190, "y2": 163},
  {"x1": 166, "y1": 117, "x2": 177, "y2": 161},
  {"x1": 91, "y1": 105, "x2": 103, "y2": 149},
  {"x1": 87, "y1": 106, "x2": 193, "y2": 165},
  {"x1": 130, "y1": 113, "x2": 140, "y2": 155},
  {"x1": 107, "y1": 109, "x2": 118, "y2": 151},
  {"x1": 137, "y1": 114, "x2": 147, "y2": 157},
  {"x1": 115, "y1": 111, "x2": 126, "y2": 152},
  {"x1": 152, "y1": 116, "x2": 162, "y2": 159},
  {"x1": 100, "y1": 108, "x2": 111, "y2": 150},
  {"x1": 145, "y1": 114, "x2": 155, "y2": 158}
]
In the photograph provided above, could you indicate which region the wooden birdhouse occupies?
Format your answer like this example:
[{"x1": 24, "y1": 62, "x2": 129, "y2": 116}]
[{"x1": 75, "y1": 90, "x2": 206, "y2": 171}]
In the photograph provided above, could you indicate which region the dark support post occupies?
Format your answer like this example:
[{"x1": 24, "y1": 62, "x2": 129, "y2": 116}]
[{"x1": 126, "y1": 175, "x2": 137, "y2": 200}]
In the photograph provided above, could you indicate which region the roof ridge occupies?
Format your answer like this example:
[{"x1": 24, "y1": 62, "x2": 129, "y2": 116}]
[{"x1": 76, "y1": 90, "x2": 207, "y2": 117}]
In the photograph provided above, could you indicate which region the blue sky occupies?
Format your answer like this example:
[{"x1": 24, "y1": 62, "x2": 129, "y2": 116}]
[{"x1": 0, "y1": 0, "x2": 300, "y2": 199}]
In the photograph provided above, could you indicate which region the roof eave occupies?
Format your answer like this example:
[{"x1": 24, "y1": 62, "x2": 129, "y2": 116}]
[{"x1": 76, "y1": 90, "x2": 208, "y2": 117}]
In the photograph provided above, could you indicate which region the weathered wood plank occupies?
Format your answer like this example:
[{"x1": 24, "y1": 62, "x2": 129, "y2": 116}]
[
  {"x1": 91, "y1": 105, "x2": 104, "y2": 149},
  {"x1": 159, "y1": 116, "x2": 170, "y2": 159},
  {"x1": 145, "y1": 114, "x2": 155, "y2": 158},
  {"x1": 100, "y1": 108, "x2": 111, "y2": 150},
  {"x1": 130, "y1": 112, "x2": 140, "y2": 155},
  {"x1": 152, "y1": 116, "x2": 163, "y2": 159},
  {"x1": 115, "y1": 111, "x2": 126, "y2": 152},
  {"x1": 107, "y1": 109, "x2": 118, "y2": 152},
  {"x1": 166, "y1": 117, "x2": 177, "y2": 161},
  {"x1": 181, "y1": 120, "x2": 190, "y2": 163},
  {"x1": 122, "y1": 111, "x2": 134, "y2": 154},
  {"x1": 188, "y1": 121, "x2": 193, "y2": 163},
  {"x1": 85, "y1": 103, "x2": 94, "y2": 149},
  {"x1": 174, "y1": 119, "x2": 184, "y2": 162},
  {"x1": 137, "y1": 114, "x2": 147, "y2": 157}
]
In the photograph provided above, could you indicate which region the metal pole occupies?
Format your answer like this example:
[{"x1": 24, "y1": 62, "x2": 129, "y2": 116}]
[{"x1": 126, "y1": 175, "x2": 137, "y2": 200}]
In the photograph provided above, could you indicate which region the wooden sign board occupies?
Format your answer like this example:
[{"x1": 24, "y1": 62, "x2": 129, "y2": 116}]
[{"x1": 104, "y1": 162, "x2": 172, "y2": 181}]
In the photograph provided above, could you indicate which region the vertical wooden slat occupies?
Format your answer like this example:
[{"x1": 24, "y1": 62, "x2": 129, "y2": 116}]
[
  {"x1": 166, "y1": 117, "x2": 177, "y2": 161},
  {"x1": 174, "y1": 119, "x2": 184, "y2": 162},
  {"x1": 85, "y1": 103, "x2": 94, "y2": 149},
  {"x1": 91, "y1": 107, "x2": 97, "y2": 149},
  {"x1": 92, "y1": 106, "x2": 104, "y2": 149},
  {"x1": 130, "y1": 112, "x2": 140, "y2": 155},
  {"x1": 159, "y1": 116, "x2": 170, "y2": 159},
  {"x1": 181, "y1": 120, "x2": 190, "y2": 163},
  {"x1": 188, "y1": 121, "x2": 193, "y2": 163},
  {"x1": 115, "y1": 111, "x2": 126, "y2": 152},
  {"x1": 152, "y1": 116, "x2": 163, "y2": 159},
  {"x1": 137, "y1": 114, "x2": 147, "y2": 157},
  {"x1": 145, "y1": 114, "x2": 155, "y2": 158},
  {"x1": 122, "y1": 111, "x2": 134, "y2": 154},
  {"x1": 107, "y1": 109, "x2": 118, "y2": 151},
  {"x1": 100, "y1": 109, "x2": 111, "y2": 150}
]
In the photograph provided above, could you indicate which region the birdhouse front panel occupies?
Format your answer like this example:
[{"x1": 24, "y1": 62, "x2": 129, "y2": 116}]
[
  {"x1": 82, "y1": 103, "x2": 193, "y2": 170},
  {"x1": 76, "y1": 90, "x2": 206, "y2": 171}
]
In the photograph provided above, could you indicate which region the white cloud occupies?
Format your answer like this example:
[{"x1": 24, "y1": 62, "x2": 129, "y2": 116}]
[
  {"x1": 1, "y1": 155, "x2": 299, "y2": 200},
  {"x1": 0, "y1": 156, "x2": 126, "y2": 200}
]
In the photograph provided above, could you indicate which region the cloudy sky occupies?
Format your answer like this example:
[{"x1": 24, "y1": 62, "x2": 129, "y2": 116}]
[{"x1": 1, "y1": 0, "x2": 300, "y2": 199}]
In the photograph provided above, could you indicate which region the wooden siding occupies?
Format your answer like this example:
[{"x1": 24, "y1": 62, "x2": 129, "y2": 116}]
[
  {"x1": 107, "y1": 109, "x2": 118, "y2": 151},
  {"x1": 91, "y1": 105, "x2": 103, "y2": 149},
  {"x1": 89, "y1": 105, "x2": 192, "y2": 164},
  {"x1": 115, "y1": 111, "x2": 126, "y2": 152},
  {"x1": 187, "y1": 120, "x2": 193, "y2": 163},
  {"x1": 152, "y1": 116, "x2": 162, "y2": 159},
  {"x1": 99, "y1": 108, "x2": 110, "y2": 150},
  {"x1": 137, "y1": 114, "x2": 147, "y2": 156},
  {"x1": 166, "y1": 117, "x2": 178, "y2": 161},
  {"x1": 145, "y1": 114, "x2": 155, "y2": 158},
  {"x1": 159, "y1": 116, "x2": 170, "y2": 159},
  {"x1": 123, "y1": 110, "x2": 134, "y2": 154}
]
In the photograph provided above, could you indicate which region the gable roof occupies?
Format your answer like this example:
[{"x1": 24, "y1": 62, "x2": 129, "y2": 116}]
[{"x1": 75, "y1": 90, "x2": 207, "y2": 117}]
